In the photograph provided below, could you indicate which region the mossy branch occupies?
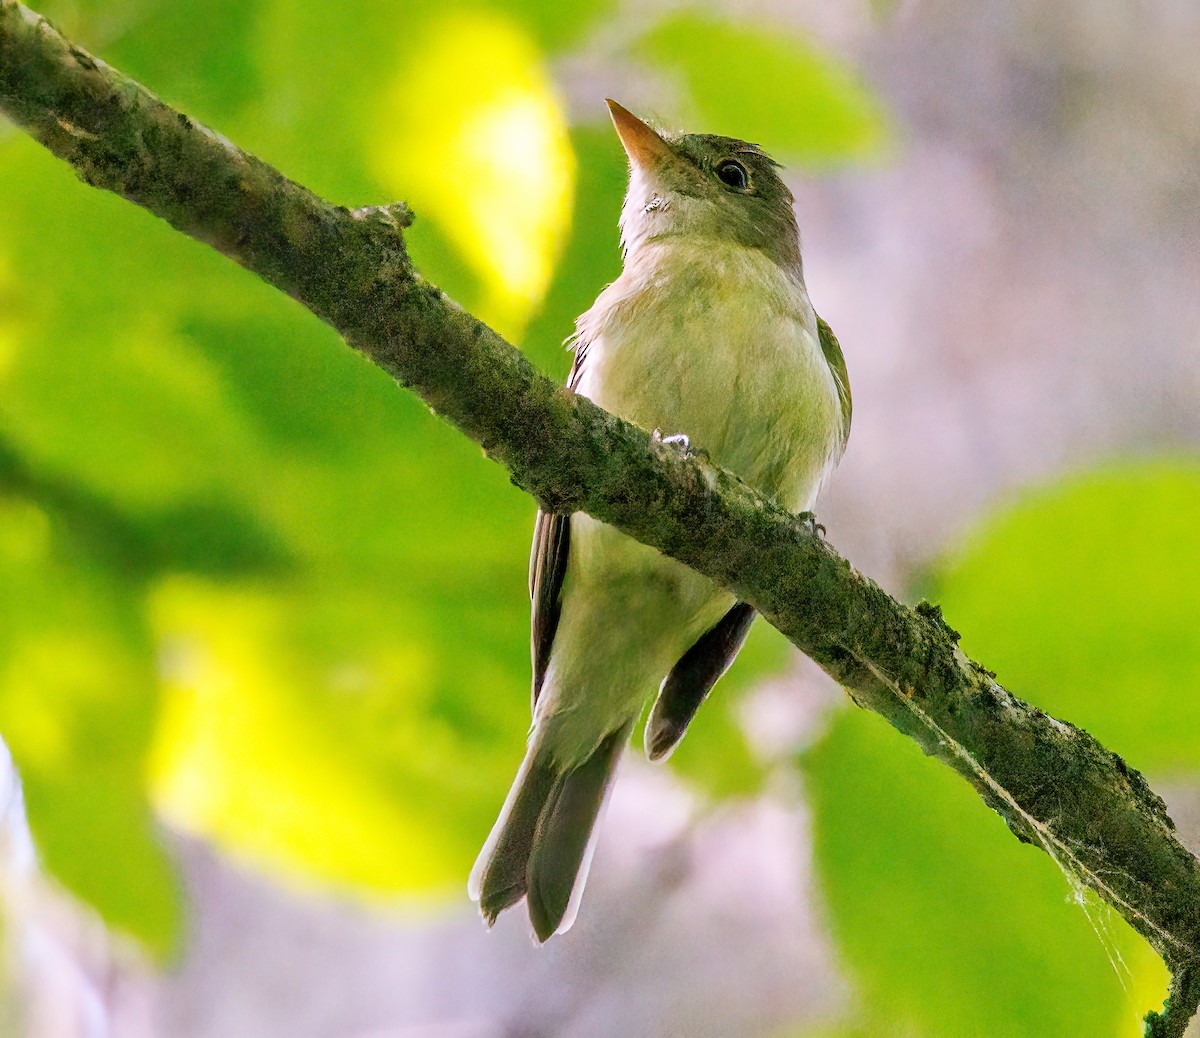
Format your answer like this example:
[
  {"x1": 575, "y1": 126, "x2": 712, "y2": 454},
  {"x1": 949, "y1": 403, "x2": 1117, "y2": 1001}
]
[{"x1": 1, "y1": 2, "x2": 1198, "y2": 1030}]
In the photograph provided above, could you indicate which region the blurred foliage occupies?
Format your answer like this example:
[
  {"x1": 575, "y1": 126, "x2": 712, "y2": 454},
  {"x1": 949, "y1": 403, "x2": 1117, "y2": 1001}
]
[
  {"x1": 926, "y1": 462, "x2": 1200, "y2": 773},
  {"x1": 370, "y1": 10, "x2": 576, "y2": 338},
  {"x1": 0, "y1": 494, "x2": 181, "y2": 956},
  {"x1": 638, "y1": 15, "x2": 887, "y2": 163},
  {"x1": 0, "y1": 0, "x2": 881, "y2": 955},
  {"x1": 805, "y1": 461, "x2": 1200, "y2": 1035},
  {"x1": 805, "y1": 708, "x2": 1165, "y2": 1038}
]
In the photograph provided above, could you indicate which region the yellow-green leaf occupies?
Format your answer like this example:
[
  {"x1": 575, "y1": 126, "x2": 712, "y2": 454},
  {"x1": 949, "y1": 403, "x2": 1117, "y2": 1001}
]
[{"x1": 369, "y1": 11, "x2": 575, "y2": 339}]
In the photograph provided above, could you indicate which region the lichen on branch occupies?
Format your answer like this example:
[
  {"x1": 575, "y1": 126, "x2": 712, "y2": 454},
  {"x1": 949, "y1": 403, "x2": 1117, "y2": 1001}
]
[{"x1": 1, "y1": 2, "x2": 1198, "y2": 1032}]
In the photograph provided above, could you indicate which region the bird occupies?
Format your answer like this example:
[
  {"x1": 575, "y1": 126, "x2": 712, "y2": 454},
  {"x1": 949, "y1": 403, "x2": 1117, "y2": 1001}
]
[{"x1": 468, "y1": 100, "x2": 852, "y2": 942}]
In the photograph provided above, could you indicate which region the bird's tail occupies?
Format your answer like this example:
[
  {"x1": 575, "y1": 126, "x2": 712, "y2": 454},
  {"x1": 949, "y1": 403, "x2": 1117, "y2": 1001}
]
[{"x1": 469, "y1": 720, "x2": 632, "y2": 942}]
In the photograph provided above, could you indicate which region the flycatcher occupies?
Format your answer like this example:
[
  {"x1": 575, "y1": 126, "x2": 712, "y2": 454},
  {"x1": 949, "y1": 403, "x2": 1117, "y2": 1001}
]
[{"x1": 470, "y1": 100, "x2": 852, "y2": 941}]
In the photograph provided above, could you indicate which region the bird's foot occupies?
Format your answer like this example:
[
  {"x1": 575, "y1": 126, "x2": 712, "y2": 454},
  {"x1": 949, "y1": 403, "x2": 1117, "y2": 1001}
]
[
  {"x1": 652, "y1": 429, "x2": 709, "y2": 462},
  {"x1": 652, "y1": 428, "x2": 690, "y2": 451},
  {"x1": 797, "y1": 511, "x2": 826, "y2": 538}
]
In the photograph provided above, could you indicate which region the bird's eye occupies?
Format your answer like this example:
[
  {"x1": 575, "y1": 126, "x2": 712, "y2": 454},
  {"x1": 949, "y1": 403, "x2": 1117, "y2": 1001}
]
[{"x1": 715, "y1": 160, "x2": 750, "y2": 191}]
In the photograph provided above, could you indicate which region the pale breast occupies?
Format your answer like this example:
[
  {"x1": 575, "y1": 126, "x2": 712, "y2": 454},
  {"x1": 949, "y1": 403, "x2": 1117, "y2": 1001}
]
[{"x1": 573, "y1": 241, "x2": 843, "y2": 511}]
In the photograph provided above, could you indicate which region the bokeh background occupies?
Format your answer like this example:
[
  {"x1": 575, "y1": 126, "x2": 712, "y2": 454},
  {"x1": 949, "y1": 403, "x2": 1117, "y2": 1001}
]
[{"x1": 1, "y1": 0, "x2": 1199, "y2": 1034}]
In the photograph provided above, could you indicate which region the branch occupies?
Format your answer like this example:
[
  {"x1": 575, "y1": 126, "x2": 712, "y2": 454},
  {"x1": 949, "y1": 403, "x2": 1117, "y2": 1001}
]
[{"x1": 1, "y1": 3, "x2": 1198, "y2": 1029}]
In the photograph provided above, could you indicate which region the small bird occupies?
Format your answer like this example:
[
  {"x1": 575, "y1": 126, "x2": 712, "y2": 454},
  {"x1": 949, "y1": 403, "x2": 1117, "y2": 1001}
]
[{"x1": 469, "y1": 100, "x2": 851, "y2": 941}]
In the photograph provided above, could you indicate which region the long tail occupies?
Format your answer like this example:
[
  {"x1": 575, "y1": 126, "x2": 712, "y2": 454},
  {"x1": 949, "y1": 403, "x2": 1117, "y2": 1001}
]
[{"x1": 469, "y1": 721, "x2": 632, "y2": 942}]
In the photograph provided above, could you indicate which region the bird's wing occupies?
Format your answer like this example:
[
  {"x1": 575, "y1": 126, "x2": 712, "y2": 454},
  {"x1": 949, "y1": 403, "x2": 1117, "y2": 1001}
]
[
  {"x1": 529, "y1": 509, "x2": 569, "y2": 707},
  {"x1": 529, "y1": 342, "x2": 589, "y2": 708},
  {"x1": 645, "y1": 602, "x2": 757, "y2": 760},
  {"x1": 816, "y1": 313, "x2": 852, "y2": 449}
]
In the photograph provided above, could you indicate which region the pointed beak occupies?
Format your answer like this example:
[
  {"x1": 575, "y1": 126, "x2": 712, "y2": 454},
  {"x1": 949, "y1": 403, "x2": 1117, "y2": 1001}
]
[{"x1": 606, "y1": 99, "x2": 674, "y2": 171}]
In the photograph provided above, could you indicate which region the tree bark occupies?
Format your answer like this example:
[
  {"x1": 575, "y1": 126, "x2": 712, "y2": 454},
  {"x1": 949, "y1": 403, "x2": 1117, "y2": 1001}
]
[{"x1": 1, "y1": 2, "x2": 1197, "y2": 1032}]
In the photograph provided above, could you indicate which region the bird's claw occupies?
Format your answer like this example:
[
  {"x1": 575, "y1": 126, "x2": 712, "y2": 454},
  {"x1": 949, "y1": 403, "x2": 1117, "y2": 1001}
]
[
  {"x1": 652, "y1": 428, "x2": 698, "y2": 456},
  {"x1": 652, "y1": 428, "x2": 689, "y2": 450},
  {"x1": 797, "y1": 511, "x2": 826, "y2": 538}
]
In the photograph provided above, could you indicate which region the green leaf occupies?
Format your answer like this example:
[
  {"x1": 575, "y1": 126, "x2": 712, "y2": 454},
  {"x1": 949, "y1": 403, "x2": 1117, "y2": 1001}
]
[
  {"x1": 927, "y1": 460, "x2": 1200, "y2": 774},
  {"x1": 33, "y1": 0, "x2": 261, "y2": 121},
  {"x1": 635, "y1": 15, "x2": 887, "y2": 163},
  {"x1": 366, "y1": 10, "x2": 575, "y2": 339},
  {"x1": 148, "y1": 569, "x2": 532, "y2": 894},
  {"x1": 255, "y1": 3, "x2": 576, "y2": 340},
  {"x1": 804, "y1": 705, "x2": 1164, "y2": 1037},
  {"x1": 0, "y1": 497, "x2": 181, "y2": 956},
  {"x1": 493, "y1": 0, "x2": 615, "y2": 49},
  {"x1": 804, "y1": 461, "x2": 1199, "y2": 1035},
  {"x1": 2, "y1": 92, "x2": 539, "y2": 902}
]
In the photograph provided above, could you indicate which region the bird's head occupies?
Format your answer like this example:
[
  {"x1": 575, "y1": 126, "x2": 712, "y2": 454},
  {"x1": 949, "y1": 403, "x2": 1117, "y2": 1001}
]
[{"x1": 606, "y1": 99, "x2": 801, "y2": 278}]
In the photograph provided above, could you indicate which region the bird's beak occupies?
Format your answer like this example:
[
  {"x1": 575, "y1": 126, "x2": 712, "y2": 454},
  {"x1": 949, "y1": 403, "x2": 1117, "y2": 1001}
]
[{"x1": 606, "y1": 99, "x2": 674, "y2": 172}]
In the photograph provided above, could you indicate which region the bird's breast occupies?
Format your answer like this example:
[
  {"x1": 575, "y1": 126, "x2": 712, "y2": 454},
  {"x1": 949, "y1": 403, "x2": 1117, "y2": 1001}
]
[{"x1": 573, "y1": 241, "x2": 843, "y2": 510}]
